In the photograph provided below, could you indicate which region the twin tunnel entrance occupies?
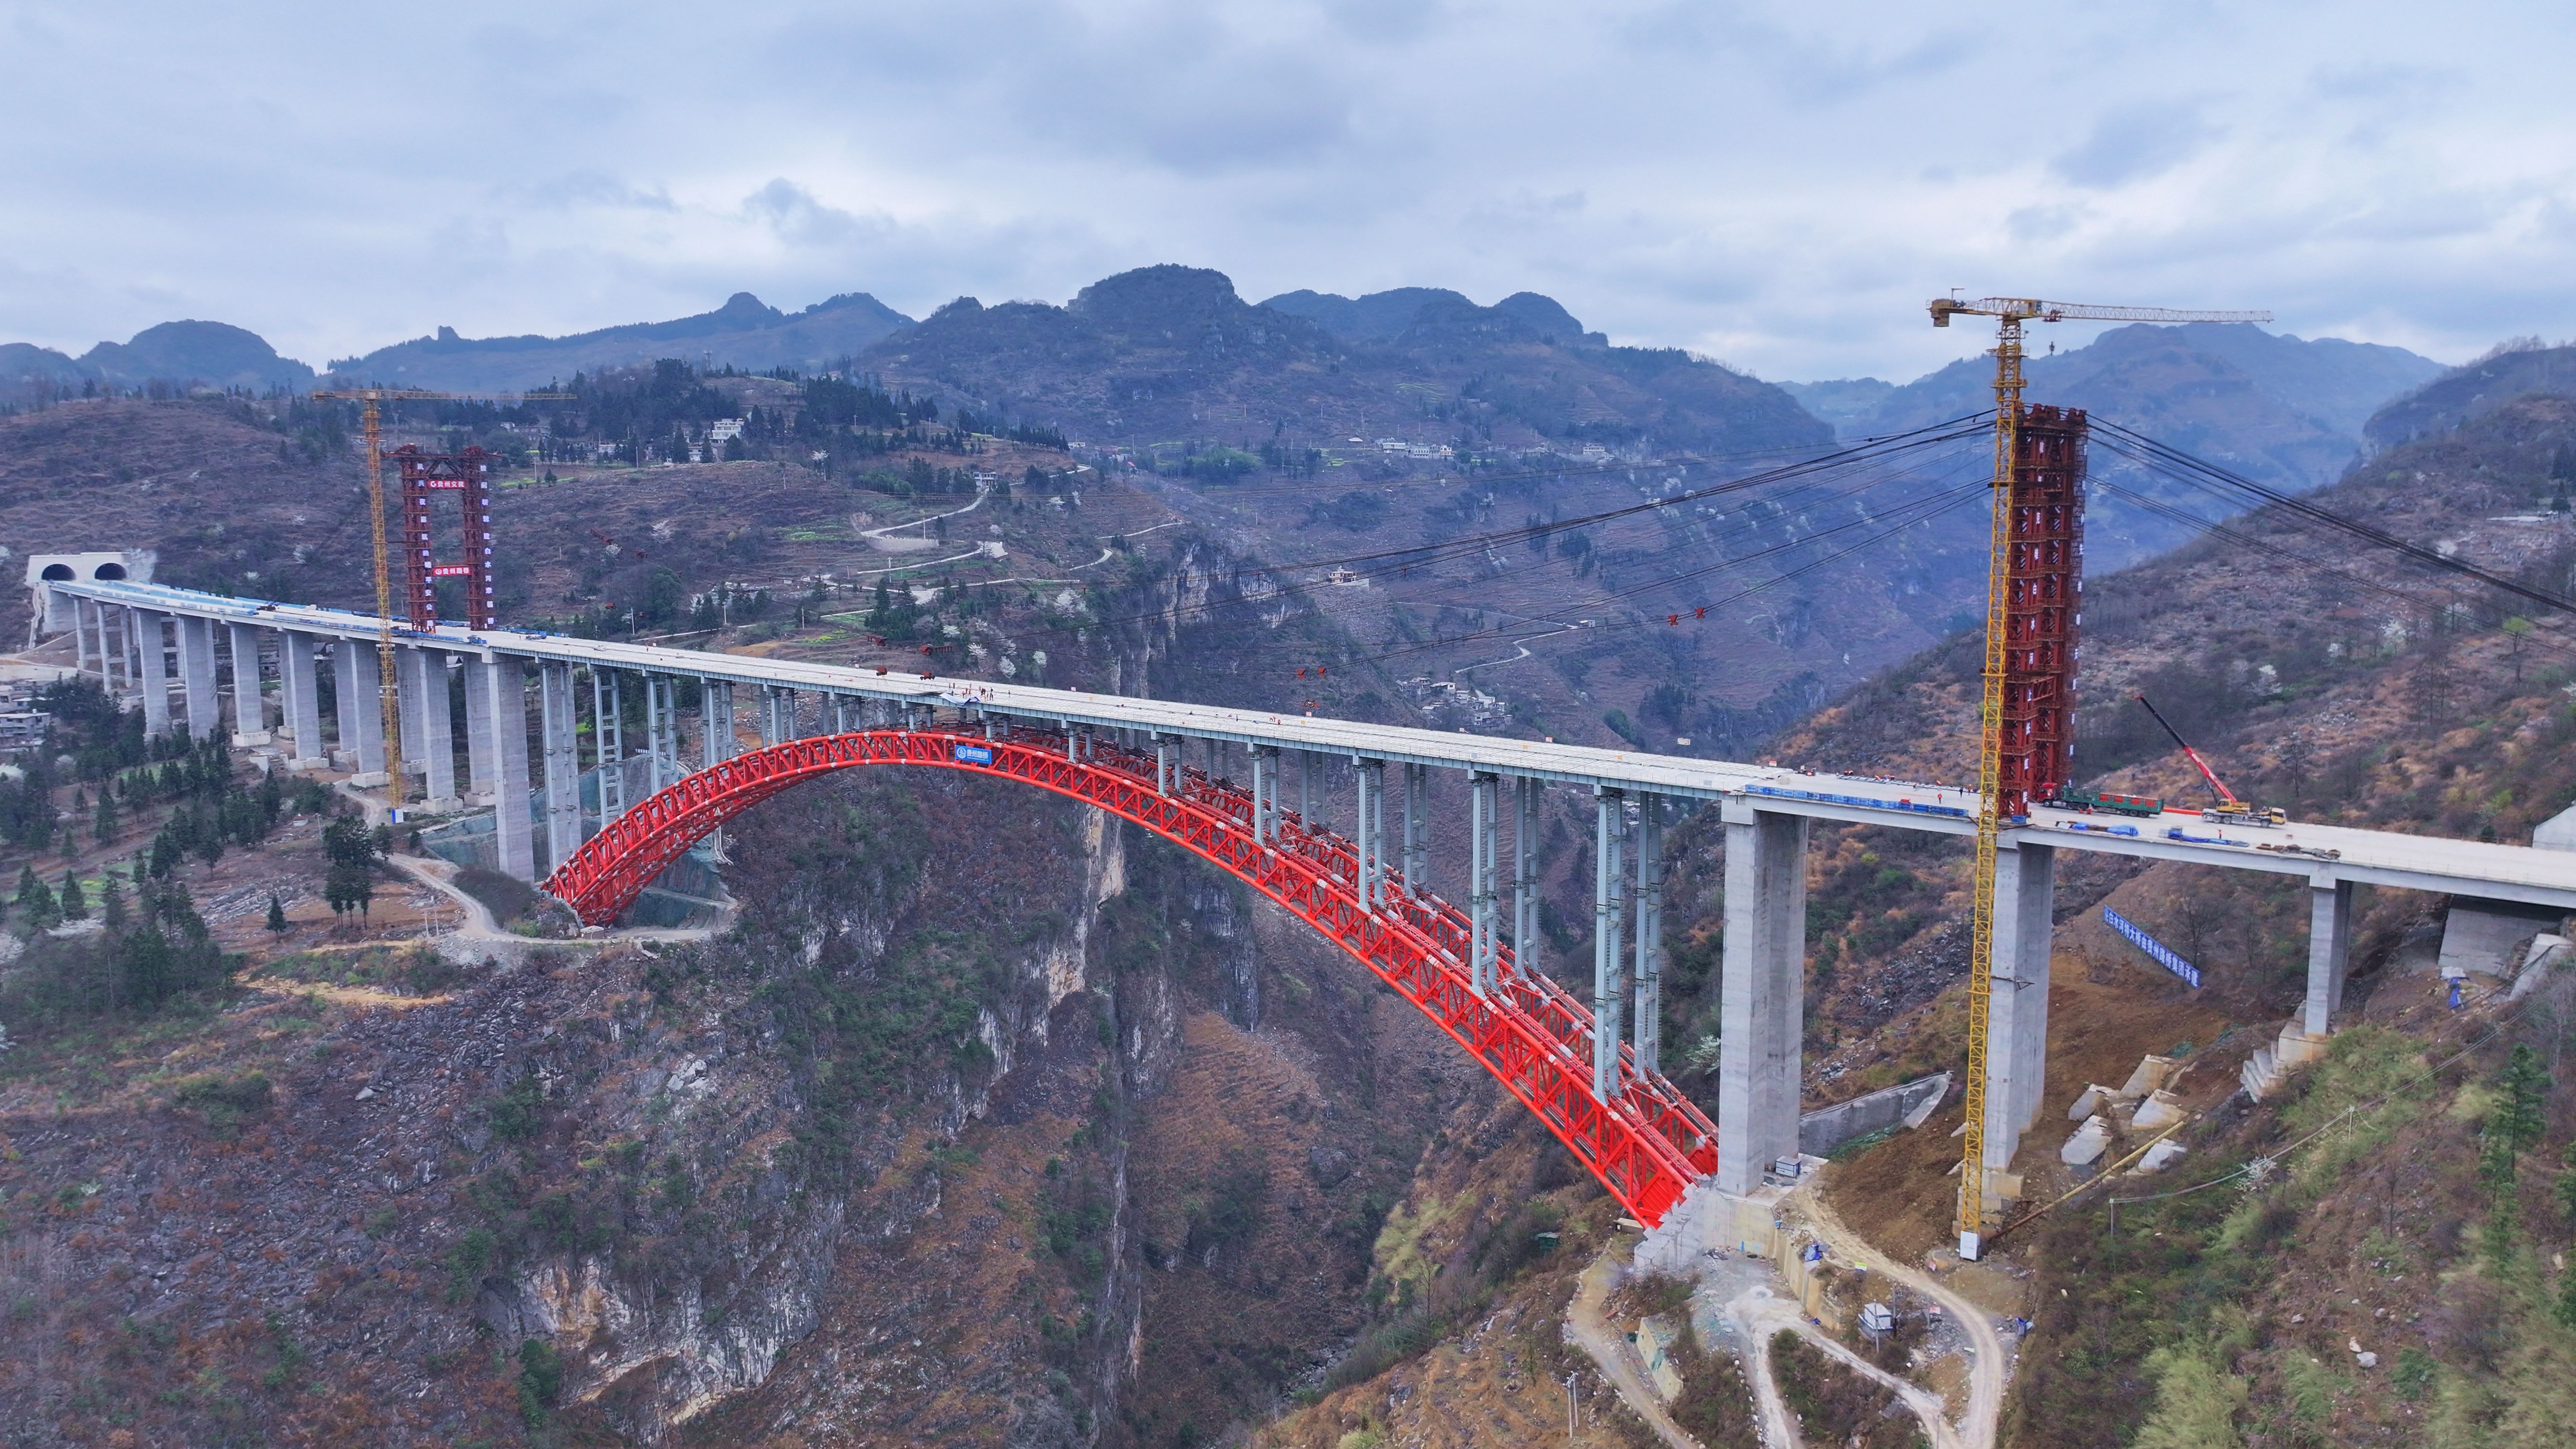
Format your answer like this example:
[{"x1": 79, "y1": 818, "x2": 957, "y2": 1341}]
[{"x1": 543, "y1": 724, "x2": 1719, "y2": 1225}]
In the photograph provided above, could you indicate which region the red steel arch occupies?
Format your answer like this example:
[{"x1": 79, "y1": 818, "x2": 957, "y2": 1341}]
[{"x1": 543, "y1": 725, "x2": 1718, "y2": 1225}]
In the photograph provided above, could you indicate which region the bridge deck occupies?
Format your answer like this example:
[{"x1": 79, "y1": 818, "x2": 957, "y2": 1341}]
[{"x1": 53, "y1": 579, "x2": 2576, "y2": 909}]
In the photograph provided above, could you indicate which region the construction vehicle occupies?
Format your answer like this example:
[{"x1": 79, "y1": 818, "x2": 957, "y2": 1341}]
[
  {"x1": 1931, "y1": 294, "x2": 2271, "y2": 1259},
  {"x1": 2050, "y1": 783, "x2": 2163, "y2": 817},
  {"x1": 2133, "y1": 693, "x2": 2286, "y2": 826}
]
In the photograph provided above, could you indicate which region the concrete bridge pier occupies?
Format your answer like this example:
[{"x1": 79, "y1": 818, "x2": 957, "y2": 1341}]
[
  {"x1": 1593, "y1": 786, "x2": 1627, "y2": 1103},
  {"x1": 463, "y1": 653, "x2": 498, "y2": 801},
  {"x1": 478, "y1": 657, "x2": 534, "y2": 881},
  {"x1": 1716, "y1": 800, "x2": 1808, "y2": 1195},
  {"x1": 1515, "y1": 775, "x2": 1541, "y2": 981},
  {"x1": 644, "y1": 676, "x2": 681, "y2": 791},
  {"x1": 402, "y1": 647, "x2": 459, "y2": 811},
  {"x1": 176, "y1": 616, "x2": 219, "y2": 740},
  {"x1": 279, "y1": 630, "x2": 324, "y2": 767},
  {"x1": 333, "y1": 640, "x2": 386, "y2": 782},
  {"x1": 135, "y1": 610, "x2": 173, "y2": 738},
  {"x1": 590, "y1": 666, "x2": 623, "y2": 823},
  {"x1": 703, "y1": 680, "x2": 736, "y2": 765},
  {"x1": 1980, "y1": 842, "x2": 2056, "y2": 1180},
  {"x1": 1633, "y1": 794, "x2": 1665, "y2": 1075},
  {"x1": 2303, "y1": 876, "x2": 2355, "y2": 1039},
  {"x1": 1402, "y1": 761, "x2": 1429, "y2": 898},
  {"x1": 228, "y1": 624, "x2": 269, "y2": 744},
  {"x1": 1356, "y1": 757, "x2": 1388, "y2": 910},
  {"x1": 1469, "y1": 772, "x2": 1500, "y2": 994},
  {"x1": 71, "y1": 597, "x2": 99, "y2": 681},
  {"x1": 102, "y1": 604, "x2": 131, "y2": 703},
  {"x1": 539, "y1": 663, "x2": 581, "y2": 870},
  {"x1": 1253, "y1": 745, "x2": 1280, "y2": 842}
]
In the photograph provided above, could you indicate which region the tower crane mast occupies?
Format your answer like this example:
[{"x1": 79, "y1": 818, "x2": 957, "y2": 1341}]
[
  {"x1": 308, "y1": 386, "x2": 569, "y2": 818},
  {"x1": 1932, "y1": 294, "x2": 2270, "y2": 1259}
]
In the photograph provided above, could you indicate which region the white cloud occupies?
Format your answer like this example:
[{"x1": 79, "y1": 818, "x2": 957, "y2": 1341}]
[{"x1": 2, "y1": 0, "x2": 2570, "y2": 380}]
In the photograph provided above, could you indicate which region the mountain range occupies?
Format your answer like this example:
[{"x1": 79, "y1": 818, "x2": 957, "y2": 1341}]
[
  {"x1": 1, "y1": 278, "x2": 2467, "y2": 490},
  {"x1": 0, "y1": 320, "x2": 318, "y2": 393},
  {"x1": 1780, "y1": 321, "x2": 2447, "y2": 492}
]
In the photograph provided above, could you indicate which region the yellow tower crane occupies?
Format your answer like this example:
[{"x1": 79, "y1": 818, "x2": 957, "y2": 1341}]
[
  {"x1": 308, "y1": 386, "x2": 571, "y2": 818},
  {"x1": 1927, "y1": 296, "x2": 2269, "y2": 1259}
]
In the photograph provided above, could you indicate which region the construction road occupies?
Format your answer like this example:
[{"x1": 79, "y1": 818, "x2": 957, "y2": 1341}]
[
  {"x1": 1566, "y1": 1247, "x2": 1701, "y2": 1449},
  {"x1": 1798, "y1": 1190, "x2": 2005, "y2": 1449}
]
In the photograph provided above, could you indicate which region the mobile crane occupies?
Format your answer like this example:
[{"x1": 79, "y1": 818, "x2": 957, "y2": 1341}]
[{"x1": 2133, "y1": 692, "x2": 2286, "y2": 826}]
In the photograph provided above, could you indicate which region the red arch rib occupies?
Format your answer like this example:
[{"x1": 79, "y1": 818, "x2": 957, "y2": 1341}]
[{"x1": 542, "y1": 726, "x2": 1717, "y2": 1225}]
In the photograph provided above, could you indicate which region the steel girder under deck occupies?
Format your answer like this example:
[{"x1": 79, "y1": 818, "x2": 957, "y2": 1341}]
[{"x1": 543, "y1": 724, "x2": 1718, "y2": 1225}]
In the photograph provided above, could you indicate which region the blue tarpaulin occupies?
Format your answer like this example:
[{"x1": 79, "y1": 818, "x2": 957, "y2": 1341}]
[{"x1": 2102, "y1": 907, "x2": 2203, "y2": 989}]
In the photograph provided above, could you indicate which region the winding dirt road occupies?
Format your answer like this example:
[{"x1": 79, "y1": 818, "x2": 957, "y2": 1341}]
[
  {"x1": 1565, "y1": 1247, "x2": 1703, "y2": 1449},
  {"x1": 1796, "y1": 1191, "x2": 2006, "y2": 1449},
  {"x1": 1723, "y1": 1285, "x2": 1961, "y2": 1449}
]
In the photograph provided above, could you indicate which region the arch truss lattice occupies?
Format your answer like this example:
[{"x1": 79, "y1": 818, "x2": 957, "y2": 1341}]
[{"x1": 542, "y1": 726, "x2": 1717, "y2": 1224}]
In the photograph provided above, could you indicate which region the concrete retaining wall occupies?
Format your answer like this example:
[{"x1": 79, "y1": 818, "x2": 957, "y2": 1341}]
[{"x1": 1798, "y1": 1072, "x2": 1951, "y2": 1156}]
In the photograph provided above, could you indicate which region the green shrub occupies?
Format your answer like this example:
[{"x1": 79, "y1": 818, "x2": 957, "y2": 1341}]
[
  {"x1": 516, "y1": 1337, "x2": 562, "y2": 1426},
  {"x1": 170, "y1": 1071, "x2": 272, "y2": 1125}
]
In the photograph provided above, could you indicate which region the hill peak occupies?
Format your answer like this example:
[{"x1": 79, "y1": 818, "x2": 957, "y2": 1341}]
[{"x1": 1070, "y1": 265, "x2": 1252, "y2": 337}]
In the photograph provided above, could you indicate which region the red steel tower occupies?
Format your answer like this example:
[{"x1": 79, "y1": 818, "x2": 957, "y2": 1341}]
[
  {"x1": 1995, "y1": 404, "x2": 2087, "y2": 817},
  {"x1": 392, "y1": 445, "x2": 499, "y2": 630}
]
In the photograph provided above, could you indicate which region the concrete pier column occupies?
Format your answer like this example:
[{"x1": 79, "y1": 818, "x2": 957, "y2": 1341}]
[
  {"x1": 1592, "y1": 787, "x2": 1627, "y2": 1103},
  {"x1": 463, "y1": 653, "x2": 497, "y2": 799},
  {"x1": 1299, "y1": 750, "x2": 1314, "y2": 829},
  {"x1": 651, "y1": 676, "x2": 681, "y2": 789},
  {"x1": 539, "y1": 663, "x2": 580, "y2": 871},
  {"x1": 699, "y1": 680, "x2": 723, "y2": 768},
  {"x1": 135, "y1": 610, "x2": 173, "y2": 737},
  {"x1": 101, "y1": 605, "x2": 128, "y2": 698},
  {"x1": 122, "y1": 609, "x2": 146, "y2": 703},
  {"x1": 2304, "y1": 876, "x2": 2355, "y2": 1038},
  {"x1": 1634, "y1": 794, "x2": 1665, "y2": 1076},
  {"x1": 174, "y1": 616, "x2": 218, "y2": 739},
  {"x1": 644, "y1": 677, "x2": 667, "y2": 790},
  {"x1": 99, "y1": 605, "x2": 121, "y2": 695},
  {"x1": 1484, "y1": 768, "x2": 1504, "y2": 990},
  {"x1": 402, "y1": 647, "x2": 458, "y2": 809},
  {"x1": 1251, "y1": 747, "x2": 1272, "y2": 842},
  {"x1": 227, "y1": 624, "x2": 268, "y2": 742},
  {"x1": 1357, "y1": 758, "x2": 1387, "y2": 910},
  {"x1": 593, "y1": 669, "x2": 625, "y2": 821},
  {"x1": 327, "y1": 640, "x2": 384, "y2": 777},
  {"x1": 479, "y1": 657, "x2": 534, "y2": 881},
  {"x1": 278, "y1": 630, "x2": 323, "y2": 765},
  {"x1": 1155, "y1": 736, "x2": 1176, "y2": 796},
  {"x1": 1403, "y1": 762, "x2": 1429, "y2": 897},
  {"x1": 1981, "y1": 843, "x2": 2057, "y2": 1174},
  {"x1": 1515, "y1": 776, "x2": 1541, "y2": 981},
  {"x1": 759, "y1": 685, "x2": 785, "y2": 746},
  {"x1": 72, "y1": 598, "x2": 98, "y2": 680},
  {"x1": 336, "y1": 641, "x2": 386, "y2": 778},
  {"x1": 1716, "y1": 800, "x2": 1809, "y2": 1195}
]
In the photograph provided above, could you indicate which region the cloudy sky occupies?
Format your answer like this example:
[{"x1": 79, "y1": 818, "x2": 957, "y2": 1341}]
[{"x1": 3, "y1": 0, "x2": 2570, "y2": 382}]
